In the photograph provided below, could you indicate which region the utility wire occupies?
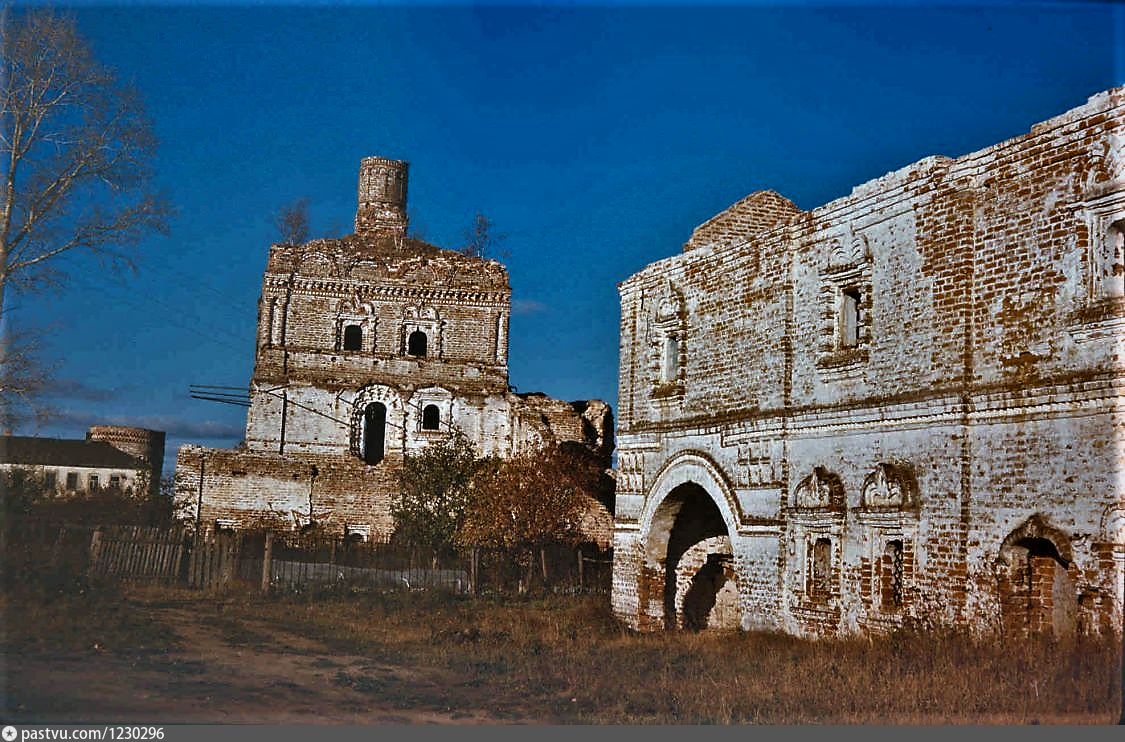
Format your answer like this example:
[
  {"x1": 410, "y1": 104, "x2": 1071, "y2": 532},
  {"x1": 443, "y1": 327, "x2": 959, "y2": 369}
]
[{"x1": 190, "y1": 381, "x2": 460, "y2": 436}]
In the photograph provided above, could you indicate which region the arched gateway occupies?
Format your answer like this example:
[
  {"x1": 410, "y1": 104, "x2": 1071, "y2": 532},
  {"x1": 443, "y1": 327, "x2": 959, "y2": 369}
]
[{"x1": 624, "y1": 452, "x2": 745, "y2": 632}]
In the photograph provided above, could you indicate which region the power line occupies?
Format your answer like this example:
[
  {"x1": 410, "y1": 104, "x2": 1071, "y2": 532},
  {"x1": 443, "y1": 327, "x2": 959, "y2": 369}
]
[{"x1": 189, "y1": 382, "x2": 459, "y2": 436}]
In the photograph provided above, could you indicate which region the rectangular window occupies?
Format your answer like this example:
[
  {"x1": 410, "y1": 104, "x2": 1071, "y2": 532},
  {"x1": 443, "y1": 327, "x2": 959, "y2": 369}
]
[
  {"x1": 88, "y1": 474, "x2": 100, "y2": 491},
  {"x1": 45, "y1": 471, "x2": 57, "y2": 489},
  {"x1": 66, "y1": 472, "x2": 78, "y2": 490},
  {"x1": 109, "y1": 474, "x2": 122, "y2": 489},
  {"x1": 881, "y1": 540, "x2": 904, "y2": 609},
  {"x1": 839, "y1": 289, "x2": 860, "y2": 348},
  {"x1": 809, "y1": 537, "x2": 832, "y2": 597},
  {"x1": 1100, "y1": 220, "x2": 1125, "y2": 300},
  {"x1": 343, "y1": 324, "x2": 363, "y2": 351}
]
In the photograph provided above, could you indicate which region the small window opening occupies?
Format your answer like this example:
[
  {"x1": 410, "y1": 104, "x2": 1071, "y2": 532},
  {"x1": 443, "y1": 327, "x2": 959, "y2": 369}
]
[
  {"x1": 839, "y1": 289, "x2": 860, "y2": 348},
  {"x1": 66, "y1": 472, "x2": 78, "y2": 490},
  {"x1": 809, "y1": 537, "x2": 832, "y2": 597},
  {"x1": 881, "y1": 540, "x2": 904, "y2": 609},
  {"x1": 408, "y1": 330, "x2": 428, "y2": 357},
  {"x1": 661, "y1": 333, "x2": 680, "y2": 383},
  {"x1": 88, "y1": 474, "x2": 100, "y2": 491},
  {"x1": 45, "y1": 471, "x2": 57, "y2": 489},
  {"x1": 343, "y1": 324, "x2": 363, "y2": 351},
  {"x1": 1104, "y1": 220, "x2": 1125, "y2": 298},
  {"x1": 109, "y1": 474, "x2": 122, "y2": 490},
  {"x1": 362, "y1": 402, "x2": 387, "y2": 465},
  {"x1": 422, "y1": 404, "x2": 441, "y2": 431}
]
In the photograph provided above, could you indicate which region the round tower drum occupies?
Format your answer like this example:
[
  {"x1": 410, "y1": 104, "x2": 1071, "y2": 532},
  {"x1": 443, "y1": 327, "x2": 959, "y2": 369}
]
[{"x1": 355, "y1": 156, "x2": 408, "y2": 235}]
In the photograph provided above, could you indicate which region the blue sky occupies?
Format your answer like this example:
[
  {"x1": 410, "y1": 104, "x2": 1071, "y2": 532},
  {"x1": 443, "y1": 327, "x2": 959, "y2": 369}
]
[{"x1": 10, "y1": 1, "x2": 1123, "y2": 472}]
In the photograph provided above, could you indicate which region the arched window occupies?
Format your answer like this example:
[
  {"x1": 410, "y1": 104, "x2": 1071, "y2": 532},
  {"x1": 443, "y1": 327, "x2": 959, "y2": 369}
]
[
  {"x1": 343, "y1": 324, "x2": 363, "y2": 351},
  {"x1": 362, "y1": 402, "x2": 386, "y2": 465},
  {"x1": 407, "y1": 330, "x2": 428, "y2": 357},
  {"x1": 421, "y1": 404, "x2": 440, "y2": 431}
]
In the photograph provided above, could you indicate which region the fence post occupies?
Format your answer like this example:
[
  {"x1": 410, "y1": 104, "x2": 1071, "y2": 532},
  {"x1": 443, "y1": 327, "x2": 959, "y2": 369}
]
[
  {"x1": 471, "y1": 548, "x2": 478, "y2": 596},
  {"x1": 88, "y1": 527, "x2": 103, "y2": 579},
  {"x1": 261, "y1": 530, "x2": 274, "y2": 593},
  {"x1": 577, "y1": 548, "x2": 584, "y2": 591}
]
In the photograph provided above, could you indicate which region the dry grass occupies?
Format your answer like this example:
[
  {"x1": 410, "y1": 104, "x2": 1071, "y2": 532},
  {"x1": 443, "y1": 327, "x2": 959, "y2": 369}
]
[
  {"x1": 203, "y1": 587, "x2": 1124, "y2": 724},
  {"x1": 3, "y1": 583, "x2": 1122, "y2": 724}
]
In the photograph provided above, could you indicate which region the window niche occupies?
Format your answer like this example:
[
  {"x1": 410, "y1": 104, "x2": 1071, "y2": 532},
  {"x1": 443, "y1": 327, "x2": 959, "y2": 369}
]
[
  {"x1": 335, "y1": 304, "x2": 376, "y2": 354},
  {"x1": 342, "y1": 324, "x2": 363, "y2": 351},
  {"x1": 817, "y1": 230, "x2": 872, "y2": 377},
  {"x1": 854, "y1": 462, "x2": 919, "y2": 624},
  {"x1": 808, "y1": 537, "x2": 833, "y2": 598},
  {"x1": 402, "y1": 305, "x2": 441, "y2": 359},
  {"x1": 1071, "y1": 189, "x2": 1125, "y2": 336},
  {"x1": 651, "y1": 282, "x2": 686, "y2": 401},
  {"x1": 787, "y1": 467, "x2": 846, "y2": 613},
  {"x1": 361, "y1": 402, "x2": 387, "y2": 465},
  {"x1": 407, "y1": 330, "x2": 428, "y2": 357}
]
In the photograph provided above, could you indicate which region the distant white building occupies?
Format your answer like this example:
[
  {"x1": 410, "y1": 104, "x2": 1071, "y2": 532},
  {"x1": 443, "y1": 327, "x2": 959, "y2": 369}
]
[{"x1": 0, "y1": 425, "x2": 165, "y2": 499}]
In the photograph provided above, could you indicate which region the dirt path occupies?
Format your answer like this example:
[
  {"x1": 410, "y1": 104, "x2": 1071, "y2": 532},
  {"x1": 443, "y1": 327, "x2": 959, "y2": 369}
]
[{"x1": 3, "y1": 593, "x2": 545, "y2": 725}]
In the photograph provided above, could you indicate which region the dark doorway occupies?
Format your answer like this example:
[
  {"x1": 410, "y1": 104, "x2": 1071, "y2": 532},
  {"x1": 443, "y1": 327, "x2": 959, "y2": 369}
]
[{"x1": 363, "y1": 402, "x2": 387, "y2": 465}]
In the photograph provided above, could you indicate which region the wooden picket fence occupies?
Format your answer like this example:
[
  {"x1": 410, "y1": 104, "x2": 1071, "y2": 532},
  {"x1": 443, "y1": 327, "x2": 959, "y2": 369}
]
[
  {"x1": 87, "y1": 525, "x2": 190, "y2": 585},
  {"x1": 3, "y1": 516, "x2": 612, "y2": 595}
]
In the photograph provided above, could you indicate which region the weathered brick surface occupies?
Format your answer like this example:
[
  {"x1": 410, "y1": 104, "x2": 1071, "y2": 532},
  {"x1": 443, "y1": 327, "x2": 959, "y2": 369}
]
[
  {"x1": 614, "y1": 87, "x2": 1125, "y2": 638},
  {"x1": 176, "y1": 159, "x2": 614, "y2": 542}
]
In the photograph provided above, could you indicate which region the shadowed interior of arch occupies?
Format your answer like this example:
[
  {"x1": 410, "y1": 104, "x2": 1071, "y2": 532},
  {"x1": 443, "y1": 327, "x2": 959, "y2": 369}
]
[{"x1": 652, "y1": 482, "x2": 731, "y2": 630}]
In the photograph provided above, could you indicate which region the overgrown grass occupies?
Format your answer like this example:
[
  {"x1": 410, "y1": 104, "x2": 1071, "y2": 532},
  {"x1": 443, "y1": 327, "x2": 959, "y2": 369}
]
[
  {"x1": 3, "y1": 581, "x2": 1121, "y2": 724},
  {"x1": 203, "y1": 586, "x2": 1124, "y2": 724}
]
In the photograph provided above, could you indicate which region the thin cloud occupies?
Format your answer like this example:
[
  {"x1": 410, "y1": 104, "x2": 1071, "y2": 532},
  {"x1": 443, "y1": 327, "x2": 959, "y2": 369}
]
[
  {"x1": 41, "y1": 378, "x2": 123, "y2": 402},
  {"x1": 28, "y1": 409, "x2": 244, "y2": 441},
  {"x1": 512, "y1": 299, "x2": 548, "y2": 315}
]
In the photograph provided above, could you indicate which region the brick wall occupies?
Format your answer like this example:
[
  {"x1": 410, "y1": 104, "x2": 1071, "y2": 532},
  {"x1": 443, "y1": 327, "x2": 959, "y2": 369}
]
[{"x1": 614, "y1": 86, "x2": 1125, "y2": 638}]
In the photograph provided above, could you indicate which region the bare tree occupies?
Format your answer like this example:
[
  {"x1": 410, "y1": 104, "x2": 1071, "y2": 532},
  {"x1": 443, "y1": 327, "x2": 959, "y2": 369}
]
[
  {"x1": 273, "y1": 196, "x2": 310, "y2": 246},
  {"x1": 459, "y1": 212, "x2": 507, "y2": 260},
  {"x1": 0, "y1": 9, "x2": 170, "y2": 424}
]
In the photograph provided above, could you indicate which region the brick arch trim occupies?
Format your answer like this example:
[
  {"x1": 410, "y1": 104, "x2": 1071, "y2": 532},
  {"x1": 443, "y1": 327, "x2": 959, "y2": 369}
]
[
  {"x1": 638, "y1": 450, "x2": 742, "y2": 566},
  {"x1": 997, "y1": 513, "x2": 1074, "y2": 567},
  {"x1": 348, "y1": 384, "x2": 406, "y2": 458}
]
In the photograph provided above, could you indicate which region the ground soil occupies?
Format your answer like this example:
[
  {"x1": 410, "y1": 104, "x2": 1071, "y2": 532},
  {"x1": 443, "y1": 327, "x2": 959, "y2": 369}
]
[{"x1": 2, "y1": 590, "x2": 547, "y2": 725}]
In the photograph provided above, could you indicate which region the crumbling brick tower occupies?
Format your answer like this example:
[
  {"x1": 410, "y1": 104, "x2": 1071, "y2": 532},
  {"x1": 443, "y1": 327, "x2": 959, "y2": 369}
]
[{"x1": 176, "y1": 157, "x2": 613, "y2": 541}]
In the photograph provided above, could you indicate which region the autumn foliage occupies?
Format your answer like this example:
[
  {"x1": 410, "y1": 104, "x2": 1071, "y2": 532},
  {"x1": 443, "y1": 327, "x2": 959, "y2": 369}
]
[
  {"x1": 392, "y1": 429, "x2": 610, "y2": 577},
  {"x1": 458, "y1": 442, "x2": 604, "y2": 554}
]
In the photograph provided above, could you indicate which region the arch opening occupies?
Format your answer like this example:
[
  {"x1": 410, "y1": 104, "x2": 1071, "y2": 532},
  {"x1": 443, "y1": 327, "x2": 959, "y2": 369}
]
[
  {"x1": 647, "y1": 481, "x2": 735, "y2": 632},
  {"x1": 997, "y1": 522, "x2": 1077, "y2": 639},
  {"x1": 408, "y1": 330, "x2": 428, "y2": 357},
  {"x1": 362, "y1": 402, "x2": 387, "y2": 465},
  {"x1": 421, "y1": 404, "x2": 441, "y2": 431}
]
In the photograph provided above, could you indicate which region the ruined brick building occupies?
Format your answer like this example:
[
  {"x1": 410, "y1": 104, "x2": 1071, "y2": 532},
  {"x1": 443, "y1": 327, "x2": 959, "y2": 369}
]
[
  {"x1": 175, "y1": 157, "x2": 613, "y2": 543},
  {"x1": 612, "y1": 87, "x2": 1125, "y2": 638}
]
